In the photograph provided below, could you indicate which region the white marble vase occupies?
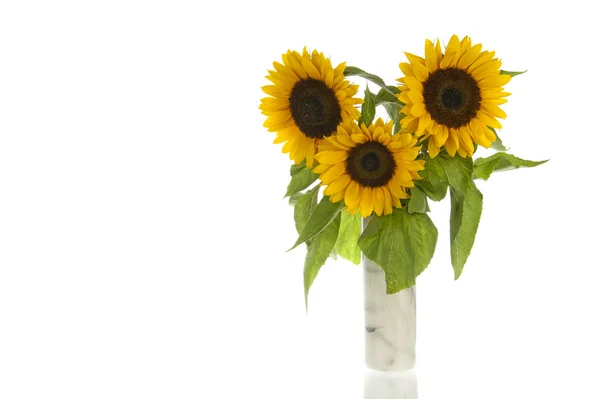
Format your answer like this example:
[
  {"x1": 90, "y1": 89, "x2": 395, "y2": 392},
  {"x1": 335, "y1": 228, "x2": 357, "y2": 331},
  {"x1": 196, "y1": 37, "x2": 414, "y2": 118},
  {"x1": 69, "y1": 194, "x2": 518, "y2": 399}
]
[{"x1": 363, "y1": 252, "x2": 416, "y2": 372}]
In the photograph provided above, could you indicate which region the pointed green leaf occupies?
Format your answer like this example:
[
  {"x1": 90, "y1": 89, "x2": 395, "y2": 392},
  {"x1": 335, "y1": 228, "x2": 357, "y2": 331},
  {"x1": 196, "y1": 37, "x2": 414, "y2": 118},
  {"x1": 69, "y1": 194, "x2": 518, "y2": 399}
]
[
  {"x1": 474, "y1": 152, "x2": 548, "y2": 181},
  {"x1": 334, "y1": 210, "x2": 362, "y2": 264},
  {"x1": 304, "y1": 213, "x2": 341, "y2": 308},
  {"x1": 284, "y1": 161, "x2": 319, "y2": 198},
  {"x1": 393, "y1": 114, "x2": 403, "y2": 134},
  {"x1": 292, "y1": 186, "x2": 319, "y2": 234},
  {"x1": 289, "y1": 196, "x2": 345, "y2": 251},
  {"x1": 433, "y1": 155, "x2": 482, "y2": 278},
  {"x1": 343, "y1": 66, "x2": 397, "y2": 96},
  {"x1": 500, "y1": 70, "x2": 527, "y2": 77},
  {"x1": 415, "y1": 155, "x2": 449, "y2": 201},
  {"x1": 374, "y1": 86, "x2": 401, "y2": 105},
  {"x1": 359, "y1": 85, "x2": 376, "y2": 127},
  {"x1": 449, "y1": 182, "x2": 483, "y2": 279},
  {"x1": 358, "y1": 209, "x2": 438, "y2": 294},
  {"x1": 437, "y1": 155, "x2": 473, "y2": 190},
  {"x1": 408, "y1": 186, "x2": 430, "y2": 214},
  {"x1": 489, "y1": 128, "x2": 509, "y2": 152}
]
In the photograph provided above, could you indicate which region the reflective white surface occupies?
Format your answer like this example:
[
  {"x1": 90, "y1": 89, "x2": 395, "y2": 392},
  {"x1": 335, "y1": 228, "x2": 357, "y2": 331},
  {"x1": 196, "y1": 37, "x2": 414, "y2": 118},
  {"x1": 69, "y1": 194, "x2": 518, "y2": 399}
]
[{"x1": 364, "y1": 370, "x2": 418, "y2": 399}]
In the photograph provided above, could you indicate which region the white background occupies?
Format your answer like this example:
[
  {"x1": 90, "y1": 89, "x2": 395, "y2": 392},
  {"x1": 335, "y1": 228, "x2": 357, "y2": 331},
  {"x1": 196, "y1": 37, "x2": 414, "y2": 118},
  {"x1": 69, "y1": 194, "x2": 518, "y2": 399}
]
[{"x1": 1, "y1": 1, "x2": 599, "y2": 398}]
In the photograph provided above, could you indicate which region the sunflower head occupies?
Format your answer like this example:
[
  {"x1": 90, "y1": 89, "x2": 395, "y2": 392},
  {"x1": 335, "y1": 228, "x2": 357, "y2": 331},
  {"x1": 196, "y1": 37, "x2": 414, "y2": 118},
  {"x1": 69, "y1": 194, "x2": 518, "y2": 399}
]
[
  {"x1": 259, "y1": 48, "x2": 363, "y2": 168},
  {"x1": 314, "y1": 118, "x2": 425, "y2": 218},
  {"x1": 397, "y1": 35, "x2": 511, "y2": 158}
]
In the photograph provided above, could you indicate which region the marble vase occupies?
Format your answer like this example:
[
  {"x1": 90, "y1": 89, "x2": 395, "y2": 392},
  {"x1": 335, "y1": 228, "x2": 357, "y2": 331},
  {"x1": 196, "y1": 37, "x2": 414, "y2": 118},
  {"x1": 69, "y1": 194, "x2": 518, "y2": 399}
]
[{"x1": 363, "y1": 252, "x2": 416, "y2": 372}]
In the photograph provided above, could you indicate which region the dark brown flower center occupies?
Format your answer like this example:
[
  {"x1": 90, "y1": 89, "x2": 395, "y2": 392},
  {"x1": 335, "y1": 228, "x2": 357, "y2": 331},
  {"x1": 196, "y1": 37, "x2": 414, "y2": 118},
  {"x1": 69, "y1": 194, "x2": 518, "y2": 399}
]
[
  {"x1": 289, "y1": 78, "x2": 342, "y2": 139},
  {"x1": 346, "y1": 141, "x2": 396, "y2": 187},
  {"x1": 422, "y1": 68, "x2": 481, "y2": 128}
]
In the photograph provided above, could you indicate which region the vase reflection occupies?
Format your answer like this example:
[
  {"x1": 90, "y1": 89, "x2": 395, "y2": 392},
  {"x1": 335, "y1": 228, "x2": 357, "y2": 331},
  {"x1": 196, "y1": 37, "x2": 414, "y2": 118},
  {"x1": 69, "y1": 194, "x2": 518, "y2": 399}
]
[{"x1": 364, "y1": 370, "x2": 418, "y2": 399}]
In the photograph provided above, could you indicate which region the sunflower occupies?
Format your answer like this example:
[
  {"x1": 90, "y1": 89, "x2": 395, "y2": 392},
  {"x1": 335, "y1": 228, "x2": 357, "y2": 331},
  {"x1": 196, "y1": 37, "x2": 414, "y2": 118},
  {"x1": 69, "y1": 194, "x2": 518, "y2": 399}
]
[
  {"x1": 397, "y1": 35, "x2": 511, "y2": 158},
  {"x1": 314, "y1": 118, "x2": 424, "y2": 218},
  {"x1": 260, "y1": 48, "x2": 362, "y2": 168}
]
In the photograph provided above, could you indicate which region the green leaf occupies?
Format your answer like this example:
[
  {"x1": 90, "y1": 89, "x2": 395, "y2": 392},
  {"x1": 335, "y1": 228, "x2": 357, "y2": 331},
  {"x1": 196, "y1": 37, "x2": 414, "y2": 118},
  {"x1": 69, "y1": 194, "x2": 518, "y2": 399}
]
[
  {"x1": 408, "y1": 186, "x2": 430, "y2": 214},
  {"x1": 373, "y1": 86, "x2": 403, "y2": 133},
  {"x1": 374, "y1": 86, "x2": 401, "y2": 105},
  {"x1": 449, "y1": 182, "x2": 483, "y2": 279},
  {"x1": 415, "y1": 155, "x2": 449, "y2": 201},
  {"x1": 393, "y1": 114, "x2": 403, "y2": 134},
  {"x1": 500, "y1": 70, "x2": 527, "y2": 77},
  {"x1": 293, "y1": 186, "x2": 319, "y2": 235},
  {"x1": 304, "y1": 212, "x2": 341, "y2": 308},
  {"x1": 284, "y1": 161, "x2": 319, "y2": 198},
  {"x1": 343, "y1": 66, "x2": 397, "y2": 96},
  {"x1": 358, "y1": 209, "x2": 438, "y2": 294},
  {"x1": 433, "y1": 155, "x2": 482, "y2": 278},
  {"x1": 437, "y1": 155, "x2": 473, "y2": 190},
  {"x1": 334, "y1": 210, "x2": 362, "y2": 264},
  {"x1": 489, "y1": 127, "x2": 508, "y2": 152},
  {"x1": 288, "y1": 196, "x2": 345, "y2": 251},
  {"x1": 359, "y1": 85, "x2": 376, "y2": 127},
  {"x1": 474, "y1": 152, "x2": 548, "y2": 181}
]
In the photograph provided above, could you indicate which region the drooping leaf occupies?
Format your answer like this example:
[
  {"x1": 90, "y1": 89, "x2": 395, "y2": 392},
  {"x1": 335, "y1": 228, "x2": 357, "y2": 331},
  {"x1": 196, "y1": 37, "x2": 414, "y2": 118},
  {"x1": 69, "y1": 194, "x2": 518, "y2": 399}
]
[
  {"x1": 449, "y1": 182, "x2": 483, "y2": 279},
  {"x1": 489, "y1": 128, "x2": 509, "y2": 152},
  {"x1": 334, "y1": 210, "x2": 362, "y2": 264},
  {"x1": 343, "y1": 66, "x2": 397, "y2": 96},
  {"x1": 500, "y1": 70, "x2": 527, "y2": 77},
  {"x1": 408, "y1": 186, "x2": 430, "y2": 214},
  {"x1": 359, "y1": 85, "x2": 376, "y2": 127},
  {"x1": 304, "y1": 213, "x2": 341, "y2": 308},
  {"x1": 415, "y1": 155, "x2": 449, "y2": 201},
  {"x1": 473, "y1": 152, "x2": 548, "y2": 181},
  {"x1": 288, "y1": 196, "x2": 345, "y2": 251},
  {"x1": 434, "y1": 155, "x2": 482, "y2": 279},
  {"x1": 358, "y1": 209, "x2": 438, "y2": 294},
  {"x1": 293, "y1": 186, "x2": 319, "y2": 235},
  {"x1": 284, "y1": 161, "x2": 319, "y2": 198}
]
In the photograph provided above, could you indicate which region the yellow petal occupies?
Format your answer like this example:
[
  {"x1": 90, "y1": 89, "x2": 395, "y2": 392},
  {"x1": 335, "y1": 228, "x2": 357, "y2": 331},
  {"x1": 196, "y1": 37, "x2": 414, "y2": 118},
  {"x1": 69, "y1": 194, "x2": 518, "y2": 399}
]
[
  {"x1": 406, "y1": 52, "x2": 429, "y2": 81},
  {"x1": 399, "y1": 62, "x2": 414, "y2": 77},
  {"x1": 457, "y1": 127, "x2": 474, "y2": 155},
  {"x1": 427, "y1": 138, "x2": 440, "y2": 158},
  {"x1": 360, "y1": 187, "x2": 374, "y2": 218},
  {"x1": 407, "y1": 90, "x2": 424, "y2": 104},
  {"x1": 286, "y1": 52, "x2": 308, "y2": 79},
  {"x1": 382, "y1": 186, "x2": 393, "y2": 215},
  {"x1": 330, "y1": 190, "x2": 345, "y2": 203},
  {"x1": 476, "y1": 111, "x2": 503, "y2": 129},
  {"x1": 404, "y1": 76, "x2": 424, "y2": 92},
  {"x1": 479, "y1": 74, "x2": 511, "y2": 88},
  {"x1": 425, "y1": 39, "x2": 439, "y2": 72},
  {"x1": 301, "y1": 57, "x2": 321, "y2": 80},
  {"x1": 351, "y1": 133, "x2": 368, "y2": 144},
  {"x1": 373, "y1": 187, "x2": 384, "y2": 216},
  {"x1": 336, "y1": 134, "x2": 356, "y2": 148},
  {"x1": 315, "y1": 150, "x2": 348, "y2": 164},
  {"x1": 481, "y1": 102, "x2": 507, "y2": 119},
  {"x1": 378, "y1": 133, "x2": 391, "y2": 145},
  {"x1": 411, "y1": 102, "x2": 427, "y2": 117},
  {"x1": 458, "y1": 44, "x2": 482, "y2": 70},
  {"x1": 345, "y1": 181, "x2": 362, "y2": 210},
  {"x1": 324, "y1": 174, "x2": 351, "y2": 196},
  {"x1": 320, "y1": 162, "x2": 347, "y2": 184},
  {"x1": 416, "y1": 112, "x2": 432, "y2": 135},
  {"x1": 398, "y1": 92, "x2": 411, "y2": 104}
]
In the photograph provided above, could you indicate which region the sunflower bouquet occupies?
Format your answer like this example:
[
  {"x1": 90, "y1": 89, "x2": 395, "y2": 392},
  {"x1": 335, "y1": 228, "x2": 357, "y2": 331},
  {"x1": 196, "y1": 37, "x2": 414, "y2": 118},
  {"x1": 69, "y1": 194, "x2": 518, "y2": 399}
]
[{"x1": 260, "y1": 35, "x2": 546, "y2": 304}]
